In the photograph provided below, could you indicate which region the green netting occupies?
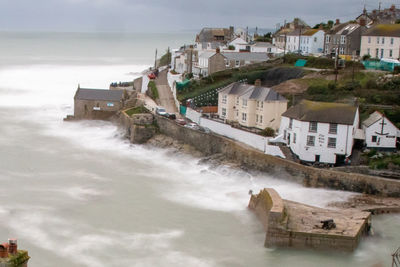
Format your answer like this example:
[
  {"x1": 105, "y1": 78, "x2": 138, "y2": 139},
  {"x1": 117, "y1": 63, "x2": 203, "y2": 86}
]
[
  {"x1": 176, "y1": 79, "x2": 190, "y2": 91},
  {"x1": 362, "y1": 60, "x2": 400, "y2": 71},
  {"x1": 179, "y1": 105, "x2": 187, "y2": 115},
  {"x1": 295, "y1": 59, "x2": 307, "y2": 67}
]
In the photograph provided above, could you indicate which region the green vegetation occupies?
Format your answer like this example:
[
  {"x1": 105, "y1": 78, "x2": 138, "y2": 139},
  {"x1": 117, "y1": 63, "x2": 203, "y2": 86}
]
[
  {"x1": 283, "y1": 54, "x2": 364, "y2": 69},
  {"x1": 125, "y1": 106, "x2": 149, "y2": 116},
  {"x1": 363, "y1": 150, "x2": 400, "y2": 170},
  {"x1": 260, "y1": 127, "x2": 275, "y2": 137},
  {"x1": 148, "y1": 81, "x2": 159, "y2": 101},
  {"x1": 9, "y1": 251, "x2": 30, "y2": 267},
  {"x1": 228, "y1": 45, "x2": 235, "y2": 50},
  {"x1": 313, "y1": 20, "x2": 334, "y2": 30},
  {"x1": 255, "y1": 32, "x2": 272, "y2": 42},
  {"x1": 159, "y1": 49, "x2": 171, "y2": 67}
]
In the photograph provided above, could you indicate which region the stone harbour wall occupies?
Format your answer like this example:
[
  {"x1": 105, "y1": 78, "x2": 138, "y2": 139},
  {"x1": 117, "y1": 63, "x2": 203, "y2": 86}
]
[{"x1": 155, "y1": 116, "x2": 400, "y2": 197}]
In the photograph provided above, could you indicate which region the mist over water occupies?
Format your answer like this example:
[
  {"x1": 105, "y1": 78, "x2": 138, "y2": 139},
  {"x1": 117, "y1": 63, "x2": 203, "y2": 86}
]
[{"x1": 0, "y1": 32, "x2": 399, "y2": 267}]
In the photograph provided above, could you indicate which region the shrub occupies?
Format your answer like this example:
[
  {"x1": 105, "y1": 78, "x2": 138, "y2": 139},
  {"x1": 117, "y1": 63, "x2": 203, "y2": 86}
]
[
  {"x1": 307, "y1": 84, "x2": 328, "y2": 95},
  {"x1": 394, "y1": 66, "x2": 400, "y2": 74},
  {"x1": 339, "y1": 81, "x2": 361, "y2": 91},
  {"x1": 260, "y1": 127, "x2": 275, "y2": 137},
  {"x1": 365, "y1": 79, "x2": 378, "y2": 89},
  {"x1": 362, "y1": 54, "x2": 371, "y2": 61},
  {"x1": 228, "y1": 45, "x2": 235, "y2": 50}
]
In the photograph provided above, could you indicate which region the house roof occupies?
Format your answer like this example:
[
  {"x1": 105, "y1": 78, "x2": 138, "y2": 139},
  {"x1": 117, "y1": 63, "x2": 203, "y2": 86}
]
[
  {"x1": 282, "y1": 100, "x2": 357, "y2": 125},
  {"x1": 75, "y1": 88, "x2": 124, "y2": 101},
  {"x1": 327, "y1": 23, "x2": 360, "y2": 35},
  {"x1": 196, "y1": 28, "x2": 232, "y2": 43},
  {"x1": 362, "y1": 111, "x2": 384, "y2": 127},
  {"x1": 219, "y1": 82, "x2": 286, "y2": 102},
  {"x1": 221, "y1": 52, "x2": 268, "y2": 62},
  {"x1": 198, "y1": 51, "x2": 216, "y2": 59},
  {"x1": 363, "y1": 24, "x2": 400, "y2": 37},
  {"x1": 301, "y1": 29, "x2": 321, "y2": 36},
  {"x1": 252, "y1": 42, "x2": 274, "y2": 47}
]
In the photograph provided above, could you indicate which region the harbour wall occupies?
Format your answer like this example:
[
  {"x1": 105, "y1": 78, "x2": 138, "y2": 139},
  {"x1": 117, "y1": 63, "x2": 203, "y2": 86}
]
[{"x1": 154, "y1": 115, "x2": 400, "y2": 197}]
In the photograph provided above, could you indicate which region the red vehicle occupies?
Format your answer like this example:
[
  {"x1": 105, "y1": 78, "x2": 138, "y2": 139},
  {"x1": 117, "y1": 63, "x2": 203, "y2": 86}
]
[
  {"x1": 148, "y1": 73, "x2": 156, "y2": 79},
  {"x1": 176, "y1": 119, "x2": 186, "y2": 126}
]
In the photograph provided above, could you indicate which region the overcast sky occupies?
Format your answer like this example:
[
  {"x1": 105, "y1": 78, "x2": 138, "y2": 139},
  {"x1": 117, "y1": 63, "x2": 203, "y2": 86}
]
[{"x1": 0, "y1": 0, "x2": 395, "y2": 32}]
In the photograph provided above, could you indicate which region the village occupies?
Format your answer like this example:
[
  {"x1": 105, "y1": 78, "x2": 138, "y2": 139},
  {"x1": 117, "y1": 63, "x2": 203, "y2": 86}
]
[{"x1": 62, "y1": 3, "x2": 400, "y2": 257}]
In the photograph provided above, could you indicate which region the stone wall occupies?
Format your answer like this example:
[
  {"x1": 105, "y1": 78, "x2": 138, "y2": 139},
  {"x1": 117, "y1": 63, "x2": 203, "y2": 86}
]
[
  {"x1": 155, "y1": 116, "x2": 400, "y2": 197},
  {"x1": 118, "y1": 112, "x2": 156, "y2": 144}
]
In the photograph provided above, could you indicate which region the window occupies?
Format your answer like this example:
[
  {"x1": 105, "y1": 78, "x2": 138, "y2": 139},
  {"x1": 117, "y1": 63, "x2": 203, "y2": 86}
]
[
  {"x1": 368, "y1": 37, "x2": 371, "y2": 44},
  {"x1": 222, "y1": 94, "x2": 227, "y2": 104},
  {"x1": 289, "y1": 118, "x2": 293, "y2": 129},
  {"x1": 242, "y1": 112, "x2": 247, "y2": 121},
  {"x1": 225, "y1": 59, "x2": 229, "y2": 67},
  {"x1": 307, "y1": 135, "x2": 315, "y2": 146},
  {"x1": 340, "y1": 35, "x2": 346, "y2": 44},
  {"x1": 242, "y1": 99, "x2": 247, "y2": 107},
  {"x1": 372, "y1": 135, "x2": 377, "y2": 142},
  {"x1": 382, "y1": 37, "x2": 385, "y2": 44},
  {"x1": 283, "y1": 130, "x2": 287, "y2": 140},
  {"x1": 309, "y1": 122, "x2": 317, "y2": 132},
  {"x1": 377, "y1": 37, "x2": 380, "y2": 44},
  {"x1": 381, "y1": 49, "x2": 384, "y2": 58},
  {"x1": 256, "y1": 114, "x2": 259, "y2": 123},
  {"x1": 236, "y1": 110, "x2": 239, "y2": 117},
  {"x1": 390, "y1": 49, "x2": 393, "y2": 57},
  {"x1": 329, "y1": 123, "x2": 338, "y2": 134},
  {"x1": 367, "y1": 48, "x2": 370, "y2": 55},
  {"x1": 293, "y1": 133, "x2": 296, "y2": 144},
  {"x1": 236, "y1": 97, "x2": 239, "y2": 105},
  {"x1": 260, "y1": 101, "x2": 263, "y2": 109},
  {"x1": 235, "y1": 60, "x2": 240, "y2": 67},
  {"x1": 259, "y1": 115, "x2": 263, "y2": 124},
  {"x1": 326, "y1": 35, "x2": 330, "y2": 43},
  {"x1": 391, "y1": 38, "x2": 394, "y2": 45},
  {"x1": 221, "y1": 108, "x2": 226, "y2": 117},
  {"x1": 314, "y1": 37, "x2": 317, "y2": 42},
  {"x1": 376, "y1": 48, "x2": 379, "y2": 58},
  {"x1": 327, "y1": 137, "x2": 337, "y2": 148},
  {"x1": 339, "y1": 47, "x2": 344, "y2": 55}
]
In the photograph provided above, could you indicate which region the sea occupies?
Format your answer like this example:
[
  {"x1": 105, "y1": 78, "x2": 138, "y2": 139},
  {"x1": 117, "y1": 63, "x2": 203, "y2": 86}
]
[{"x1": 0, "y1": 31, "x2": 398, "y2": 267}]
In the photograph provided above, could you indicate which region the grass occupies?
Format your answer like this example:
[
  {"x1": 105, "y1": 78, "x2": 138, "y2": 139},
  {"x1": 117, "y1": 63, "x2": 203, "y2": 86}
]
[
  {"x1": 365, "y1": 151, "x2": 400, "y2": 170},
  {"x1": 125, "y1": 106, "x2": 149, "y2": 117},
  {"x1": 148, "y1": 81, "x2": 159, "y2": 101}
]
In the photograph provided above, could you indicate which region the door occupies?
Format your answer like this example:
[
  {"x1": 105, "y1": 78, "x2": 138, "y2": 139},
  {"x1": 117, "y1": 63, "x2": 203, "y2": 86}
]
[{"x1": 315, "y1": 155, "x2": 320, "y2": 162}]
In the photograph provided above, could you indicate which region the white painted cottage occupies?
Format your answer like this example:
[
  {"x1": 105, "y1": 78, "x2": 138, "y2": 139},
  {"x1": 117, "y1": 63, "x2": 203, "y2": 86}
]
[
  {"x1": 228, "y1": 37, "x2": 250, "y2": 52},
  {"x1": 279, "y1": 100, "x2": 360, "y2": 164},
  {"x1": 362, "y1": 111, "x2": 400, "y2": 150}
]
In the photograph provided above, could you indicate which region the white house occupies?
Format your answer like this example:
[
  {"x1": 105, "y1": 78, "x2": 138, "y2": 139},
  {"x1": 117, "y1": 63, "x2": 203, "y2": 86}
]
[
  {"x1": 299, "y1": 29, "x2": 325, "y2": 55},
  {"x1": 362, "y1": 111, "x2": 400, "y2": 149},
  {"x1": 286, "y1": 29, "x2": 301, "y2": 52},
  {"x1": 228, "y1": 37, "x2": 249, "y2": 52},
  {"x1": 279, "y1": 100, "x2": 360, "y2": 164},
  {"x1": 250, "y1": 42, "x2": 283, "y2": 55},
  {"x1": 360, "y1": 24, "x2": 400, "y2": 59},
  {"x1": 192, "y1": 51, "x2": 215, "y2": 77}
]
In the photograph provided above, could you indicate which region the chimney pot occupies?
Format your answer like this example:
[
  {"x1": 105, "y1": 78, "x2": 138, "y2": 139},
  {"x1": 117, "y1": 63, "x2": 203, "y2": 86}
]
[
  {"x1": 8, "y1": 239, "x2": 17, "y2": 255},
  {"x1": 335, "y1": 19, "x2": 340, "y2": 25},
  {"x1": 254, "y1": 79, "x2": 262, "y2": 86},
  {"x1": 359, "y1": 18, "x2": 366, "y2": 26},
  {"x1": 391, "y1": 5, "x2": 396, "y2": 11},
  {"x1": 216, "y1": 47, "x2": 220, "y2": 53}
]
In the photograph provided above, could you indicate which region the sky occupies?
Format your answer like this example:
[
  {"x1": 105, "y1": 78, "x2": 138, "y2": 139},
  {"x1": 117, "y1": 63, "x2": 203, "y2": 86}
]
[{"x1": 0, "y1": 0, "x2": 397, "y2": 32}]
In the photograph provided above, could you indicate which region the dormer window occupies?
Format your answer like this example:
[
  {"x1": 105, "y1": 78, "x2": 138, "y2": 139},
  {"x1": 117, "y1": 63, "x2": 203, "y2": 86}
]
[{"x1": 309, "y1": 122, "x2": 317, "y2": 132}]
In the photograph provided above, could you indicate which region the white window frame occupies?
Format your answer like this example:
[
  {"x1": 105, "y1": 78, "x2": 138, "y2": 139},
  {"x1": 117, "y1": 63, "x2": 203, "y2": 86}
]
[
  {"x1": 307, "y1": 135, "x2": 315, "y2": 146},
  {"x1": 222, "y1": 94, "x2": 227, "y2": 104},
  {"x1": 242, "y1": 112, "x2": 247, "y2": 122},
  {"x1": 309, "y1": 122, "x2": 318, "y2": 132},
  {"x1": 327, "y1": 137, "x2": 337, "y2": 148},
  {"x1": 221, "y1": 108, "x2": 227, "y2": 118}
]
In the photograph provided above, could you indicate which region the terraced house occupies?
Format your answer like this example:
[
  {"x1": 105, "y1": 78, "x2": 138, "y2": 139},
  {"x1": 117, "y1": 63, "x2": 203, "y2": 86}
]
[
  {"x1": 218, "y1": 81, "x2": 287, "y2": 131},
  {"x1": 360, "y1": 24, "x2": 400, "y2": 59}
]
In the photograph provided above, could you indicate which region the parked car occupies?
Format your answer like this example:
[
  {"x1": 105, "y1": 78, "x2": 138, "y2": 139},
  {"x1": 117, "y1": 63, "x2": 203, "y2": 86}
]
[
  {"x1": 184, "y1": 122, "x2": 200, "y2": 130},
  {"x1": 156, "y1": 106, "x2": 167, "y2": 116},
  {"x1": 198, "y1": 126, "x2": 211, "y2": 133},
  {"x1": 167, "y1": 113, "x2": 176, "y2": 120},
  {"x1": 176, "y1": 118, "x2": 186, "y2": 125},
  {"x1": 148, "y1": 73, "x2": 156, "y2": 79}
]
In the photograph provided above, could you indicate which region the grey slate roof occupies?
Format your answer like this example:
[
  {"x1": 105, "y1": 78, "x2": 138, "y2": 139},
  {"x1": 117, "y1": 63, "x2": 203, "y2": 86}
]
[
  {"x1": 363, "y1": 24, "x2": 400, "y2": 37},
  {"x1": 221, "y1": 52, "x2": 269, "y2": 62},
  {"x1": 75, "y1": 88, "x2": 124, "y2": 101},
  {"x1": 219, "y1": 82, "x2": 286, "y2": 102},
  {"x1": 282, "y1": 100, "x2": 357, "y2": 125},
  {"x1": 362, "y1": 111, "x2": 383, "y2": 127}
]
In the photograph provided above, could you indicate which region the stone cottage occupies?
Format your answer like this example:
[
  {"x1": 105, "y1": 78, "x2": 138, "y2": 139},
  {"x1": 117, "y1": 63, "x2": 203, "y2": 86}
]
[{"x1": 74, "y1": 87, "x2": 124, "y2": 120}]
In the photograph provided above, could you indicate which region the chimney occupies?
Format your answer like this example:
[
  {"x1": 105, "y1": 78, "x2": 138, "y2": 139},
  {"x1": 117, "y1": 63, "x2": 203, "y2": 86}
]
[
  {"x1": 0, "y1": 244, "x2": 9, "y2": 258},
  {"x1": 319, "y1": 24, "x2": 324, "y2": 30},
  {"x1": 8, "y1": 239, "x2": 17, "y2": 255},
  {"x1": 254, "y1": 79, "x2": 262, "y2": 87},
  {"x1": 391, "y1": 5, "x2": 396, "y2": 11},
  {"x1": 359, "y1": 18, "x2": 366, "y2": 26},
  {"x1": 335, "y1": 19, "x2": 340, "y2": 25},
  {"x1": 229, "y1": 26, "x2": 234, "y2": 40},
  {"x1": 216, "y1": 47, "x2": 220, "y2": 53}
]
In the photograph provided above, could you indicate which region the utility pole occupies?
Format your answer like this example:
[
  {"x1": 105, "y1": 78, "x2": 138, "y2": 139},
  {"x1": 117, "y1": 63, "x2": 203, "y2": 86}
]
[
  {"x1": 379, "y1": 2, "x2": 382, "y2": 12},
  {"x1": 283, "y1": 33, "x2": 287, "y2": 62},
  {"x1": 298, "y1": 26, "x2": 302, "y2": 54},
  {"x1": 334, "y1": 47, "x2": 339, "y2": 83},
  {"x1": 154, "y1": 49, "x2": 158, "y2": 70}
]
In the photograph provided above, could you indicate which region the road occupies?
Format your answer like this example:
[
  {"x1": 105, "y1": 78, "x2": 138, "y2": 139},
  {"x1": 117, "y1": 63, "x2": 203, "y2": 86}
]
[{"x1": 155, "y1": 69, "x2": 179, "y2": 114}]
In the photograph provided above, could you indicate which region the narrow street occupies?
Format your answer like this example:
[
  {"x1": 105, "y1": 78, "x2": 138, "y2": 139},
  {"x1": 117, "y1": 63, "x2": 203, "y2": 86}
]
[{"x1": 154, "y1": 69, "x2": 178, "y2": 114}]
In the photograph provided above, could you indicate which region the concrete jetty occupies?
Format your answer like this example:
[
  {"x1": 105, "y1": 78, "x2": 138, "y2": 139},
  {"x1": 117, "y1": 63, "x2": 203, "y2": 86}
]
[{"x1": 248, "y1": 188, "x2": 371, "y2": 251}]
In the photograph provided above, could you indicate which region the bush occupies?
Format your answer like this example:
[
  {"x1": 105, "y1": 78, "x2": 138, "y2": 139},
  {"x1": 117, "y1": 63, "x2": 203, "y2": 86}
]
[
  {"x1": 260, "y1": 127, "x2": 275, "y2": 137},
  {"x1": 147, "y1": 81, "x2": 159, "y2": 101},
  {"x1": 339, "y1": 81, "x2": 361, "y2": 91},
  {"x1": 365, "y1": 79, "x2": 378, "y2": 89},
  {"x1": 307, "y1": 84, "x2": 328, "y2": 95},
  {"x1": 228, "y1": 45, "x2": 235, "y2": 50},
  {"x1": 362, "y1": 54, "x2": 371, "y2": 61}
]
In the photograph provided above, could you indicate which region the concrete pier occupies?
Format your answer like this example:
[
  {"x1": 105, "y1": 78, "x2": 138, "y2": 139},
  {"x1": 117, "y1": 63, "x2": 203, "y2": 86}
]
[{"x1": 248, "y1": 188, "x2": 371, "y2": 251}]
